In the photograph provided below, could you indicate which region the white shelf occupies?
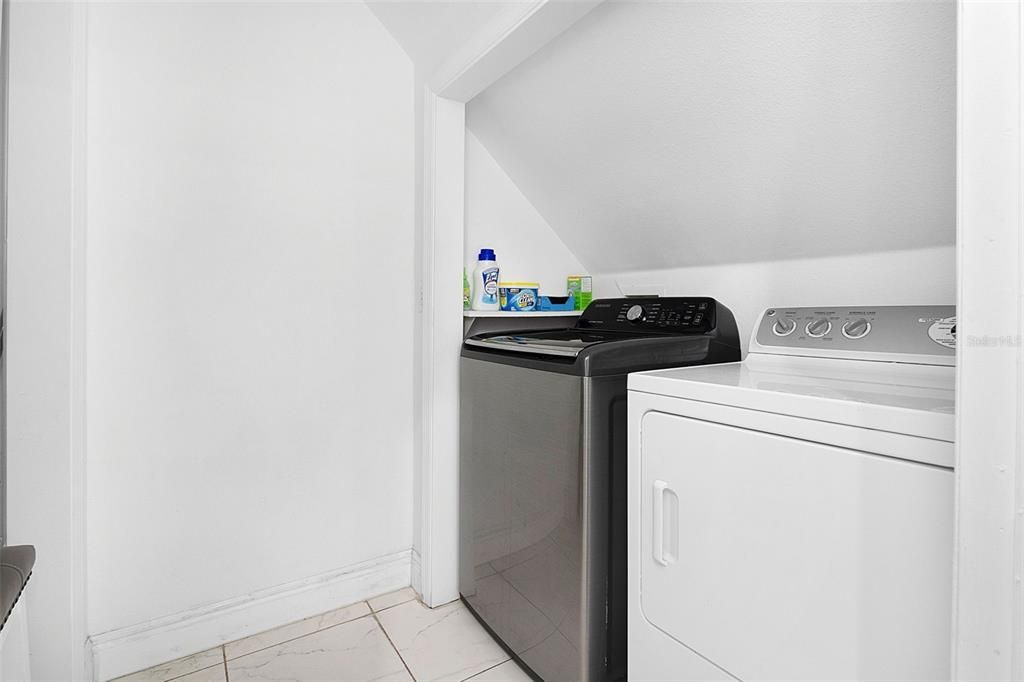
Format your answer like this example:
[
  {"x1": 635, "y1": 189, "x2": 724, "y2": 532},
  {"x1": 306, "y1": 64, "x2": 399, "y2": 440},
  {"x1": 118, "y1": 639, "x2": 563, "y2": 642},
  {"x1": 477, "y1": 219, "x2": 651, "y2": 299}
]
[{"x1": 463, "y1": 310, "x2": 582, "y2": 318}]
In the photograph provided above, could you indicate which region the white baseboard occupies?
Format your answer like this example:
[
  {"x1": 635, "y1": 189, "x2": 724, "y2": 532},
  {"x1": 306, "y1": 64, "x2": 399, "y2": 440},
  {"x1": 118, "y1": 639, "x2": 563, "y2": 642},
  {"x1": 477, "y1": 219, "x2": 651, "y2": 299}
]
[
  {"x1": 83, "y1": 638, "x2": 95, "y2": 682},
  {"x1": 88, "y1": 549, "x2": 412, "y2": 681},
  {"x1": 410, "y1": 548, "x2": 422, "y2": 596}
]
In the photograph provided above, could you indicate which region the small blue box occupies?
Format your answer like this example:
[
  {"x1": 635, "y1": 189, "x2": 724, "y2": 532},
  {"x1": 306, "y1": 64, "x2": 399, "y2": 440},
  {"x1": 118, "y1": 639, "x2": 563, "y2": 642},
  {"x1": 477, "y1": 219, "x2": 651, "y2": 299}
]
[
  {"x1": 499, "y1": 283, "x2": 540, "y2": 311},
  {"x1": 537, "y1": 293, "x2": 576, "y2": 311}
]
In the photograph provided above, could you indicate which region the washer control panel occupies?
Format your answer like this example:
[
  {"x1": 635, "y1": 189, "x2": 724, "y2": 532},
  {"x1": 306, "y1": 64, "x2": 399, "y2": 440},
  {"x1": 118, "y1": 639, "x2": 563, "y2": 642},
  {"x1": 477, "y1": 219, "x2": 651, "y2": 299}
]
[
  {"x1": 579, "y1": 297, "x2": 716, "y2": 333},
  {"x1": 753, "y1": 306, "x2": 956, "y2": 363}
]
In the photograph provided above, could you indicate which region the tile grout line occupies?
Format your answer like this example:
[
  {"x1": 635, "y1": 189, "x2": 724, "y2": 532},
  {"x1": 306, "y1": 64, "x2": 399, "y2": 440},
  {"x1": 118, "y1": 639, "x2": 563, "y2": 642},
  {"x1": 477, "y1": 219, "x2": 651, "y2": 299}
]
[
  {"x1": 461, "y1": 658, "x2": 512, "y2": 682},
  {"x1": 379, "y1": 597, "x2": 512, "y2": 682},
  {"x1": 220, "y1": 603, "x2": 372, "y2": 664},
  {"x1": 161, "y1": 660, "x2": 226, "y2": 682},
  {"x1": 370, "y1": 596, "x2": 416, "y2": 615},
  {"x1": 370, "y1": 609, "x2": 418, "y2": 681}
]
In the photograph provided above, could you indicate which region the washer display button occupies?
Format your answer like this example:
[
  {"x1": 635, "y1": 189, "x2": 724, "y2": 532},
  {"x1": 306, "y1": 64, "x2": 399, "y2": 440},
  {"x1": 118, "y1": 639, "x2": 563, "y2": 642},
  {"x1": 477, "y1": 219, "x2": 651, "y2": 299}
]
[{"x1": 626, "y1": 305, "x2": 645, "y2": 322}]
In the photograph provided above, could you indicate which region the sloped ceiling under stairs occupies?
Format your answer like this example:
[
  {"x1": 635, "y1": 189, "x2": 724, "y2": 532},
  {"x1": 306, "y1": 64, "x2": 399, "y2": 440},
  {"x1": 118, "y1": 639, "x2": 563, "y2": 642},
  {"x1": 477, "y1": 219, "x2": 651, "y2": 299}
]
[{"x1": 466, "y1": 0, "x2": 957, "y2": 274}]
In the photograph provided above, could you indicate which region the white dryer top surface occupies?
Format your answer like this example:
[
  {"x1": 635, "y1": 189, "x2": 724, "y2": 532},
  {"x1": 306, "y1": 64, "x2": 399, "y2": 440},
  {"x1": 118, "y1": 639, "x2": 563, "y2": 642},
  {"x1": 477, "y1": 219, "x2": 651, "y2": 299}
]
[{"x1": 629, "y1": 353, "x2": 955, "y2": 443}]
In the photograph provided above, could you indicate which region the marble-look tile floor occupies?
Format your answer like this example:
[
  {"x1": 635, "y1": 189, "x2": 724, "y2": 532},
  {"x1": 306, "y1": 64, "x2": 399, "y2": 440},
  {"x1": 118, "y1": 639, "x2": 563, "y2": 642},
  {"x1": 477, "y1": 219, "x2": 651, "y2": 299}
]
[{"x1": 112, "y1": 588, "x2": 532, "y2": 682}]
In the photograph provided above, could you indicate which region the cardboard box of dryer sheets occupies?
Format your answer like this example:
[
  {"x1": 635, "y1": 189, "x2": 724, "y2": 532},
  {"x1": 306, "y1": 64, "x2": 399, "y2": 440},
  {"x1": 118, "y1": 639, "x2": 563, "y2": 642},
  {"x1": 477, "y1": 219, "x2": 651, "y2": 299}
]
[{"x1": 567, "y1": 275, "x2": 593, "y2": 311}]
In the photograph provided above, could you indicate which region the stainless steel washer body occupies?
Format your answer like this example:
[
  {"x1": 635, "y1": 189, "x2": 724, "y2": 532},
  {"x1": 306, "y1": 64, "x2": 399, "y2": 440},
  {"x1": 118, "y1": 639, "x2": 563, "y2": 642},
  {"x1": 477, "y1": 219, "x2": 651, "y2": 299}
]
[{"x1": 458, "y1": 298, "x2": 740, "y2": 682}]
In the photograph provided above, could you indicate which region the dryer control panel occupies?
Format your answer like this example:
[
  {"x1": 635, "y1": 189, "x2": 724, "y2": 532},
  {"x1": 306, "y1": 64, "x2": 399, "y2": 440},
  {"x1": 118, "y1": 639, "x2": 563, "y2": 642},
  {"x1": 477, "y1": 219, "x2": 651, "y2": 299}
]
[{"x1": 752, "y1": 305, "x2": 956, "y2": 365}]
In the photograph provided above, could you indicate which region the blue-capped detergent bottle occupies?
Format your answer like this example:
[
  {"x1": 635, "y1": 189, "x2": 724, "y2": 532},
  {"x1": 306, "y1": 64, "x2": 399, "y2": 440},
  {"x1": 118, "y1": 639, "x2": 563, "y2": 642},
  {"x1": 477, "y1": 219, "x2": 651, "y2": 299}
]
[{"x1": 471, "y1": 248, "x2": 500, "y2": 311}]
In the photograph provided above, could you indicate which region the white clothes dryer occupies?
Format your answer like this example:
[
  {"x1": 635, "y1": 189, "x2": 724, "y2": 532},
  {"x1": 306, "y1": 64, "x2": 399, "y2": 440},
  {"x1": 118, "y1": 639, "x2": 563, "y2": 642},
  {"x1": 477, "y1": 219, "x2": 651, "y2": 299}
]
[{"x1": 627, "y1": 306, "x2": 956, "y2": 682}]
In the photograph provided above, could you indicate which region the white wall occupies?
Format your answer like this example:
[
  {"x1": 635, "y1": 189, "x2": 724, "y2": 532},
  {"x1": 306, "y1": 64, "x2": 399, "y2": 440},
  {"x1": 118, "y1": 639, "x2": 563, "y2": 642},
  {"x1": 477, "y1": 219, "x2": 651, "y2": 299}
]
[
  {"x1": 465, "y1": 130, "x2": 582, "y2": 295},
  {"x1": 85, "y1": 1, "x2": 414, "y2": 673},
  {"x1": 596, "y1": 245, "x2": 956, "y2": 349},
  {"x1": 5, "y1": 2, "x2": 87, "y2": 679},
  {"x1": 468, "y1": 0, "x2": 956, "y2": 272}
]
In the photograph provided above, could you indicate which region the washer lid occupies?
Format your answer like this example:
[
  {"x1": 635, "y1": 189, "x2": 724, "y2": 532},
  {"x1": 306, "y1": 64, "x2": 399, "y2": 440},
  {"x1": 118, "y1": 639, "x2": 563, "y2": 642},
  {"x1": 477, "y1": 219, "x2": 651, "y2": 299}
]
[
  {"x1": 464, "y1": 330, "x2": 621, "y2": 358},
  {"x1": 628, "y1": 354, "x2": 955, "y2": 443}
]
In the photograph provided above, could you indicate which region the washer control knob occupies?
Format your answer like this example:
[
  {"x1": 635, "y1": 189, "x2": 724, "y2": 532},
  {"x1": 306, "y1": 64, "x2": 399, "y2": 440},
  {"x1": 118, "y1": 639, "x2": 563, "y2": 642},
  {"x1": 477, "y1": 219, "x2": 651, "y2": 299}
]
[
  {"x1": 771, "y1": 318, "x2": 797, "y2": 336},
  {"x1": 625, "y1": 304, "x2": 645, "y2": 322},
  {"x1": 841, "y1": 318, "x2": 871, "y2": 339},
  {"x1": 805, "y1": 318, "x2": 832, "y2": 338}
]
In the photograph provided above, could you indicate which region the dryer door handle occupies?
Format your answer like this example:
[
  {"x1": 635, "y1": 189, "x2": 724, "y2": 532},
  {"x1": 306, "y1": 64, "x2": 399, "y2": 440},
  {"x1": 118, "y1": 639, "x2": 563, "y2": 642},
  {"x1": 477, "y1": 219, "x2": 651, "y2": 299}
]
[{"x1": 652, "y1": 480, "x2": 674, "y2": 567}]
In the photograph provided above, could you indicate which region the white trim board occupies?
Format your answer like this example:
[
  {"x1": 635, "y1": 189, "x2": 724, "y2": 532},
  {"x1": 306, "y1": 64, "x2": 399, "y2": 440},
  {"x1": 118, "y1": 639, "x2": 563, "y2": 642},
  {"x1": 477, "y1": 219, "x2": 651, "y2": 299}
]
[
  {"x1": 417, "y1": 89, "x2": 465, "y2": 607},
  {"x1": 5, "y1": 1, "x2": 89, "y2": 678},
  {"x1": 415, "y1": 0, "x2": 606, "y2": 609},
  {"x1": 70, "y1": 2, "x2": 90, "y2": 678},
  {"x1": 87, "y1": 550, "x2": 412, "y2": 681},
  {"x1": 430, "y1": 0, "x2": 604, "y2": 101},
  {"x1": 953, "y1": 0, "x2": 1024, "y2": 679}
]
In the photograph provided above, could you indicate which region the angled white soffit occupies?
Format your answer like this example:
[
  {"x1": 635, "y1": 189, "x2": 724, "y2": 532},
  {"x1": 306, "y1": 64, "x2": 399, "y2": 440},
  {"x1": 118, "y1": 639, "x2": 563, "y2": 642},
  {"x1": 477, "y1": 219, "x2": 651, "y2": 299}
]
[
  {"x1": 364, "y1": 1, "x2": 526, "y2": 77},
  {"x1": 467, "y1": 0, "x2": 957, "y2": 273}
]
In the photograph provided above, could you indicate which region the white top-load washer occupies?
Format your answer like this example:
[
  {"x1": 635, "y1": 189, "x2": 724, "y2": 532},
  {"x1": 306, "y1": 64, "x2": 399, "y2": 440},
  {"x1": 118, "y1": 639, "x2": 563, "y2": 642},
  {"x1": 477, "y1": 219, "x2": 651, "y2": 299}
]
[{"x1": 627, "y1": 306, "x2": 956, "y2": 682}]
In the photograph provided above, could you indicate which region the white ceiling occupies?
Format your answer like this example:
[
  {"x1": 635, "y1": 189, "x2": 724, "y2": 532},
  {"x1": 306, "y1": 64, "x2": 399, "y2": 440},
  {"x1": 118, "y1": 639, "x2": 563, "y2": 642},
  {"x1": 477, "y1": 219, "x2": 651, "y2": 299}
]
[
  {"x1": 467, "y1": 0, "x2": 957, "y2": 273},
  {"x1": 365, "y1": 1, "x2": 524, "y2": 76}
]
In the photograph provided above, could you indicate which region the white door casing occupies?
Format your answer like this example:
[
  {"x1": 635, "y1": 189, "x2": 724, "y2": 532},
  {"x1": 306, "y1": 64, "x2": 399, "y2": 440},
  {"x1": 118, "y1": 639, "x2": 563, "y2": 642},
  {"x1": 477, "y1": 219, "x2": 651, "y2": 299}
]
[
  {"x1": 414, "y1": 0, "x2": 605, "y2": 607},
  {"x1": 954, "y1": 0, "x2": 1024, "y2": 679}
]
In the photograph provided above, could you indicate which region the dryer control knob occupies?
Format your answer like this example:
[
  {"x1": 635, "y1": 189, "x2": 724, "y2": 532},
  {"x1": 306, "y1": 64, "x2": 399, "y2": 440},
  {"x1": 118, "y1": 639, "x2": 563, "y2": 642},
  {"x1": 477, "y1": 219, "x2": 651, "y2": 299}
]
[
  {"x1": 842, "y1": 318, "x2": 871, "y2": 339},
  {"x1": 805, "y1": 318, "x2": 832, "y2": 338},
  {"x1": 771, "y1": 318, "x2": 797, "y2": 336},
  {"x1": 625, "y1": 305, "x2": 645, "y2": 322}
]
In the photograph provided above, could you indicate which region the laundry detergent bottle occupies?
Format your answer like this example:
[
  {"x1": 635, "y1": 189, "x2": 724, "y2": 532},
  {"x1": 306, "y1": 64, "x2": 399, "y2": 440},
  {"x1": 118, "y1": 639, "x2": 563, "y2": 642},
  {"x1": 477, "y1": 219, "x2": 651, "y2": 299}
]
[{"x1": 471, "y1": 248, "x2": 500, "y2": 311}]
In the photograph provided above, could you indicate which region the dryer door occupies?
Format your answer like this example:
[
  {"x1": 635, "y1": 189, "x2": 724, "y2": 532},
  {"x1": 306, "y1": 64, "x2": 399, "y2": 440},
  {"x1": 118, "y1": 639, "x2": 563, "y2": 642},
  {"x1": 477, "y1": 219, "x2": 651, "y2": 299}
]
[{"x1": 639, "y1": 411, "x2": 953, "y2": 682}]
